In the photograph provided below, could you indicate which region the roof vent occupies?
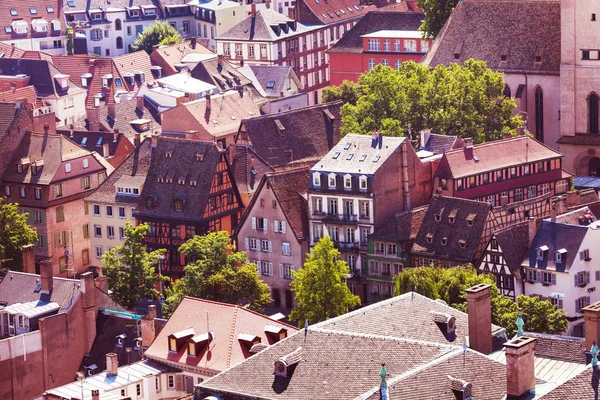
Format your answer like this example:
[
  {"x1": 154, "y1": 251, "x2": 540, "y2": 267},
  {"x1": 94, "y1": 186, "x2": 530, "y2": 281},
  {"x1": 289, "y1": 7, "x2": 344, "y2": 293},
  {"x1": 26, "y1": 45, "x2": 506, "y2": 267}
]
[
  {"x1": 274, "y1": 347, "x2": 302, "y2": 377},
  {"x1": 430, "y1": 311, "x2": 456, "y2": 334},
  {"x1": 447, "y1": 375, "x2": 473, "y2": 400}
]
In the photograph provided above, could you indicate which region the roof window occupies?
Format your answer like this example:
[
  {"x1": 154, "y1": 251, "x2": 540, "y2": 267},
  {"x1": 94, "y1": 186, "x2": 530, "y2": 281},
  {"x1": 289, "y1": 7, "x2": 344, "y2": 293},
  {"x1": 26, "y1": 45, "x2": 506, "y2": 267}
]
[
  {"x1": 333, "y1": 152, "x2": 340, "y2": 159},
  {"x1": 344, "y1": 143, "x2": 351, "y2": 150},
  {"x1": 359, "y1": 154, "x2": 367, "y2": 162},
  {"x1": 67, "y1": 0, "x2": 75, "y2": 7},
  {"x1": 30, "y1": 8, "x2": 38, "y2": 14},
  {"x1": 346, "y1": 153, "x2": 353, "y2": 160},
  {"x1": 47, "y1": 6, "x2": 55, "y2": 12},
  {"x1": 266, "y1": 80, "x2": 276, "y2": 89},
  {"x1": 10, "y1": 9, "x2": 17, "y2": 16},
  {"x1": 373, "y1": 156, "x2": 381, "y2": 163}
]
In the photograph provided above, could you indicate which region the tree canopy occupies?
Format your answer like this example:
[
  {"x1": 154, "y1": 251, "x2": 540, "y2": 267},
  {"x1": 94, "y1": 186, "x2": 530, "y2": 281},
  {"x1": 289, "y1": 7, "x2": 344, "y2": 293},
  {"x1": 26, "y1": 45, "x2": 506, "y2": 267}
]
[
  {"x1": 162, "y1": 231, "x2": 271, "y2": 317},
  {"x1": 289, "y1": 236, "x2": 361, "y2": 324},
  {"x1": 417, "y1": 0, "x2": 459, "y2": 38},
  {"x1": 395, "y1": 265, "x2": 568, "y2": 337},
  {"x1": 133, "y1": 21, "x2": 183, "y2": 54},
  {"x1": 102, "y1": 223, "x2": 166, "y2": 309},
  {"x1": 322, "y1": 60, "x2": 522, "y2": 146},
  {"x1": 0, "y1": 199, "x2": 38, "y2": 271}
]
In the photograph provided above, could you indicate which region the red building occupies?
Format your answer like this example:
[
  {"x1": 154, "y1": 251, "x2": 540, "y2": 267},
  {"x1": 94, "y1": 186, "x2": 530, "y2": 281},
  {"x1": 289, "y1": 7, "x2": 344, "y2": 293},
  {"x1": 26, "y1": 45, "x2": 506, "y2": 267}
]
[{"x1": 327, "y1": 8, "x2": 426, "y2": 86}]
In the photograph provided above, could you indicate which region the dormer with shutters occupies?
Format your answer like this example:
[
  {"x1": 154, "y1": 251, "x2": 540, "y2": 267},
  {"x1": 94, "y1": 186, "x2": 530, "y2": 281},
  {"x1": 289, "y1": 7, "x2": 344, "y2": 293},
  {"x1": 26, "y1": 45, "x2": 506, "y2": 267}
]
[
  {"x1": 187, "y1": 332, "x2": 214, "y2": 358},
  {"x1": 168, "y1": 328, "x2": 195, "y2": 353},
  {"x1": 264, "y1": 324, "x2": 287, "y2": 344}
]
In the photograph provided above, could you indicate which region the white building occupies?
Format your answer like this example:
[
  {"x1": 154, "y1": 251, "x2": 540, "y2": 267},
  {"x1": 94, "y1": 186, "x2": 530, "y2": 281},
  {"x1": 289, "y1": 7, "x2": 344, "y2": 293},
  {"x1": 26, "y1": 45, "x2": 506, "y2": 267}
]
[{"x1": 188, "y1": 0, "x2": 247, "y2": 51}]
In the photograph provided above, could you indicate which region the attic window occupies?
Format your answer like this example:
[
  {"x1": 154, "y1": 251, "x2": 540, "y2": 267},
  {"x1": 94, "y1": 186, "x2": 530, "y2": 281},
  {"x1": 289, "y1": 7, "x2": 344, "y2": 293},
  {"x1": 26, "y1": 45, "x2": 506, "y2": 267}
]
[
  {"x1": 555, "y1": 248, "x2": 567, "y2": 263},
  {"x1": 346, "y1": 153, "x2": 353, "y2": 160},
  {"x1": 4, "y1": 27, "x2": 12, "y2": 34},
  {"x1": 67, "y1": 0, "x2": 75, "y2": 6},
  {"x1": 165, "y1": 151, "x2": 173, "y2": 158},
  {"x1": 535, "y1": 55, "x2": 542, "y2": 63},
  {"x1": 47, "y1": 6, "x2": 54, "y2": 12},
  {"x1": 359, "y1": 154, "x2": 367, "y2": 162},
  {"x1": 333, "y1": 152, "x2": 341, "y2": 159},
  {"x1": 196, "y1": 153, "x2": 204, "y2": 161},
  {"x1": 10, "y1": 9, "x2": 17, "y2": 16},
  {"x1": 466, "y1": 213, "x2": 476, "y2": 226},
  {"x1": 266, "y1": 80, "x2": 276, "y2": 89},
  {"x1": 274, "y1": 347, "x2": 303, "y2": 377},
  {"x1": 373, "y1": 156, "x2": 381, "y2": 163},
  {"x1": 459, "y1": 239, "x2": 466, "y2": 248},
  {"x1": 65, "y1": 163, "x2": 72, "y2": 173},
  {"x1": 168, "y1": 328, "x2": 195, "y2": 353},
  {"x1": 174, "y1": 199, "x2": 183, "y2": 212},
  {"x1": 434, "y1": 214, "x2": 441, "y2": 222},
  {"x1": 344, "y1": 143, "x2": 351, "y2": 150},
  {"x1": 441, "y1": 237, "x2": 447, "y2": 246},
  {"x1": 146, "y1": 195, "x2": 156, "y2": 209},
  {"x1": 537, "y1": 245, "x2": 549, "y2": 260},
  {"x1": 426, "y1": 233, "x2": 433, "y2": 244},
  {"x1": 30, "y1": 8, "x2": 37, "y2": 14},
  {"x1": 501, "y1": 54, "x2": 507, "y2": 62},
  {"x1": 190, "y1": 180, "x2": 197, "y2": 186}
]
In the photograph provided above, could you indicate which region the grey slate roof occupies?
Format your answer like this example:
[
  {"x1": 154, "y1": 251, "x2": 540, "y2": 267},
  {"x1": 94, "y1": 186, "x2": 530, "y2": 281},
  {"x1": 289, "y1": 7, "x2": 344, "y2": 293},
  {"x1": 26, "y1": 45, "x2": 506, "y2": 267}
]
[
  {"x1": 190, "y1": 57, "x2": 252, "y2": 93},
  {"x1": 492, "y1": 221, "x2": 532, "y2": 274},
  {"x1": 423, "y1": 0, "x2": 561, "y2": 75},
  {"x1": 421, "y1": 133, "x2": 459, "y2": 154},
  {"x1": 249, "y1": 65, "x2": 300, "y2": 98},
  {"x1": 0, "y1": 271, "x2": 81, "y2": 311}
]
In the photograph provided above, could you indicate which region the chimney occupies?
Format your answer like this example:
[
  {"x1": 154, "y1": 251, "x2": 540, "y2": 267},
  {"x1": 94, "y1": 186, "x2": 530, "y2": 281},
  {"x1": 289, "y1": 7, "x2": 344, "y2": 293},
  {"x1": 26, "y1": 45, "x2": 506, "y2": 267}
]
[
  {"x1": 265, "y1": 0, "x2": 271, "y2": 8},
  {"x1": 463, "y1": 138, "x2": 474, "y2": 160},
  {"x1": 420, "y1": 129, "x2": 431, "y2": 149},
  {"x1": 69, "y1": 124, "x2": 74, "y2": 138},
  {"x1": 465, "y1": 283, "x2": 492, "y2": 354},
  {"x1": 500, "y1": 193, "x2": 509, "y2": 207},
  {"x1": 44, "y1": 124, "x2": 49, "y2": 135},
  {"x1": 134, "y1": 132, "x2": 141, "y2": 146},
  {"x1": 142, "y1": 305, "x2": 157, "y2": 347},
  {"x1": 40, "y1": 259, "x2": 53, "y2": 294},
  {"x1": 251, "y1": 2, "x2": 256, "y2": 15},
  {"x1": 151, "y1": 134, "x2": 158, "y2": 148},
  {"x1": 91, "y1": 390, "x2": 100, "y2": 400},
  {"x1": 205, "y1": 94, "x2": 212, "y2": 110},
  {"x1": 528, "y1": 217, "x2": 536, "y2": 244},
  {"x1": 503, "y1": 336, "x2": 537, "y2": 399},
  {"x1": 190, "y1": 36, "x2": 197, "y2": 49},
  {"x1": 136, "y1": 95, "x2": 144, "y2": 111},
  {"x1": 22, "y1": 244, "x2": 36, "y2": 274},
  {"x1": 108, "y1": 103, "x2": 116, "y2": 121},
  {"x1": 106, "y1": 353, "x2": 119, "y2": 376},
  {"x1": 102, "y1": 142, "x2": 110, "y2": 158},
  {"x1": 550, "y1": 201, "x2": 557, "y2": 222},
  {"x1": 113, "y1": 128, "x2": 120, "y2": 142},
  {"x1": 583, "y1": 301, "x2": 600, "y2": 351},
  {"x1": 81, "y1": 272, "x2": 97, "y2": 352},
  {"x1": 218, "y1": 54, "x2": 224, "y2": 67}
]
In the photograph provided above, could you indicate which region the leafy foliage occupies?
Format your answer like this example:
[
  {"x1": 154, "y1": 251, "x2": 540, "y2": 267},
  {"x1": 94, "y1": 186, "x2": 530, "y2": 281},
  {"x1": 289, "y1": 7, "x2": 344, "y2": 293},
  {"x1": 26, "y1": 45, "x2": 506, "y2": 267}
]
[
  {"x1": 417, "y1": 0, "x2": 459, "y2": 38},
  {"x1": 0, "y1": 199, "x2": 38, "y2": 271},
  {"x1": 162, "y1": 231, "x2": 271, "y2": 317},
  {"x1": 133, "y1": 21, "x2": 183, "y2": 54},
  {"x1": 395, "y1": 265, "x2": 568, "y2": 336},
  {"x1": 324, "y1": 60, "x2": 522, "y2": 145},
  {"x1": 289, "y1": 236, "x2": 361, "y2": 324},
  {"x1": 66, "y1": 26, "x2": 74, "y2": 56},
  {"x1": 102, "y1": 223, "x2": 166, "y2": 309}
]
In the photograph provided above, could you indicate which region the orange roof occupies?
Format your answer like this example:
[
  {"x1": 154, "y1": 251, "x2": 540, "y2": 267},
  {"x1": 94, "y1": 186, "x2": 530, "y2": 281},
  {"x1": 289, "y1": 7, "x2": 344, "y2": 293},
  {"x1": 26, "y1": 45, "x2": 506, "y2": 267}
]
[
  {"x1": 21, "y1": 50, "x2": 53, "y2": 62},
  {"x1": 113, "y1": 51, "x2": 155, "y2": 91},
  {"x1": 144, "y1": 297, "x2": 297, "y2": 373},
  {"x1": 0, "y1": 42, "x2": 26, "y2": 58},
  {"x1": 0, "y1": 86, "x2": 37, "y2": 103},
  {"x1": 150, "y1": 40, "x2": 214, "y2": 76}
]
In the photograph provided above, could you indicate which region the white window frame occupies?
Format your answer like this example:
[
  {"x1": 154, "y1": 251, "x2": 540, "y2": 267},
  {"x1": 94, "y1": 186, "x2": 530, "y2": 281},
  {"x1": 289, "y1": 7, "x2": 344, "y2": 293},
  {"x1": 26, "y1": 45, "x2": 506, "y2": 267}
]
[
  {"x1": 344, "y1": 174, "x2": 352, "y2": 189},
  {"x1": 282, "y1": 242, "x2": 291, "y2": 256},
  {"x1": 95, "y1": 246, "x2": 103, "y2": 258},
  {"x1": 328, "y1": 173, "x2": 336, "y2": 188},
  {"x1": 313, "y1": 172, "x2": 321, "y2": 186}
]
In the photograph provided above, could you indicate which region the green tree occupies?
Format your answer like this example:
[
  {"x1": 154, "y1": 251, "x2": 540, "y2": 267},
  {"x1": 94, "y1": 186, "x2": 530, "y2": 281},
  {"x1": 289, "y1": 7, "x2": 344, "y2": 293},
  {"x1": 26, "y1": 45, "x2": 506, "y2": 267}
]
[
  {"x1": 162, "y1": 231, "x2": 271, "y2": 317},
  {"x1": 289, "y1": 236, "x2": 361, "y2": 324},
  {"x1": 418, "y1": 0, "x2": 459, "y2": 38},
  {"x1": 332, "y1": 60, "x2": 521, "y2": 144},
  {"x1": 395, "y1": 265, "x2": 568, "y2": 336},
  {"x1": 66, "y1": 26, "x2": 74, "y2": 56},
  {"x1": 0, "y1": 199, "x2": 38, "y2": 271},
  {"x1": 322, "y1": 80, "x2": 361, "y2": 105},
  {"x1": 102, "y1": 223, "x2": 166, "y2": 309},
  {"x1": 133, "y1": 21, "x2": 183, "y2": 54}
]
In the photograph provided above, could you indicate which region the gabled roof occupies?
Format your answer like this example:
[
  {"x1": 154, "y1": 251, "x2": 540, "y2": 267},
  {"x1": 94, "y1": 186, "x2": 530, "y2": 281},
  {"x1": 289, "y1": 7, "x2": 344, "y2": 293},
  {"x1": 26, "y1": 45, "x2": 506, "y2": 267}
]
[
  {"x1": 491, "y1": 221, "x2": 532, "y2": 274},
  {"x1": 0, "y1": 42, "x2": 26, "y2": 58},
  {"x1": 521, "y1": 220, "x2": 589, "y2": 272},
  {"x1": 423, "y1": 0, "x2": 561, "y2": 75},
  {"x1": 0, "y1": 85, "x2": 37, "y2": 103},
  {"x1": 230, "y1": 145, "x2": 274, "y2": 197},
  {"x1": 96, "y1": 97, "x2": 161, "y2": 137},
  {"x1": 190, "y1": 57, "x2": 253, "y2": 93},
  {"x1": 150, "y1": 40, "x2": 214, "y2": 76},
  {"x1": 327, "y1": 9, "x2": 423, "y2": 54},
  {"x1": 0, "y1": 270, "x2": 81, "y2": 311},
  {"x1": 368, "y1": 205, "x2": 428, "y2": 246},
  {"x1": 135, "y1": 137, "x2": 227, "y2": 221},
  {"x1": 217, "y1": 8, "x2": 319, "y2": 42},
  {"x1": 57, "y1": 130, "x2": 132, "y2": 159},
  {"x1": 239, "y1": 101, "x2": 341, "y2": 168},
  {"x1": 411, "y1": 196, "x2": 496, "y2": 262},
  {"x1": 441, "y1": 136, "x2": 564, "y2": 179},
  {"x1": 247, "y1": 65, "x2": 301, "y2": 98},
  {"x1": 144, "y1": 297, "x2": 297, "y2": 373},
  {"x1": 112, "y1": 51, "x2": 155, "y2": 91},
  {"x1": 310, "y1": 132, "x2": 403, "y2": 175},
  {"x1": 296, "y1": 0, "x2": 374, "y2": 25},
  {"x1": 538, "y1": 366, "x2": 596, "y2": 399},
  {"x1": 421, "y1": 133, "x2": 460, "y2": 155},
  {"x1": 21, "y1": 50, "x2": 53, "y2": 62},
  {"x1": 0, "y1": 0, "x2": 66, "y2": 42}
]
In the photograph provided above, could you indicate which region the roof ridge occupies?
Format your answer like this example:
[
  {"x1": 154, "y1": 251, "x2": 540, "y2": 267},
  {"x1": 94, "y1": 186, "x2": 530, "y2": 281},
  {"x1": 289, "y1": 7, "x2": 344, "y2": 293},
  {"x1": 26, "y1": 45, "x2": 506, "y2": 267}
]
[
  {"x1": 2, "y1": 270, "x2": 80, "y2": 282},
  {"x1": 433, "y1": 195, "x2": 494, "y2": 209},
  {"x1": 311, "y1": 327, "x2": 460, "y2": 349},
  {"x1": 266, "y1": 165, "x2": 311, "y2": 177},
  {"x1": 243, "y1": 100, "x2": 342, "y2": 122},
  {"x1": 226, "y1": 306, "x2": 238, "y2": 368}
]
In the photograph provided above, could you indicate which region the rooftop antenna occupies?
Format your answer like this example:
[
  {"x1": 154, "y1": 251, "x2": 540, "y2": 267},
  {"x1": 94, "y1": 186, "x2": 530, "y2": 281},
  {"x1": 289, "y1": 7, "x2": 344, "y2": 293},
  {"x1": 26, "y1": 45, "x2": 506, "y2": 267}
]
[{"x1": 304, "y1": 319, "x2": 308, "y2": 339}]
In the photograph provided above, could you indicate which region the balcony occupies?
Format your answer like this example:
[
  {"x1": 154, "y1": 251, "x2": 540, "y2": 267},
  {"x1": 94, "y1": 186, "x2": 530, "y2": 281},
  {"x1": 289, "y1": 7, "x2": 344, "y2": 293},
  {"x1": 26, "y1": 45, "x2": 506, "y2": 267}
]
[
  {"x1": 322, "y1": 212, "x2": 358, "y2": 223},
  {"x1": 334, "y1": 240, "x2": 360, "y2": 251}
]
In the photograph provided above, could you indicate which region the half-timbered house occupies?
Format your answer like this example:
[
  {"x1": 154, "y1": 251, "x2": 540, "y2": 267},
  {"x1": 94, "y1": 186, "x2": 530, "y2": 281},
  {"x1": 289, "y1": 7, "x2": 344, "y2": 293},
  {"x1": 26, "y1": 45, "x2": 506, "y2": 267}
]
[{"x1": 135, "y1": 137, "x2": 244, "y2": 275}]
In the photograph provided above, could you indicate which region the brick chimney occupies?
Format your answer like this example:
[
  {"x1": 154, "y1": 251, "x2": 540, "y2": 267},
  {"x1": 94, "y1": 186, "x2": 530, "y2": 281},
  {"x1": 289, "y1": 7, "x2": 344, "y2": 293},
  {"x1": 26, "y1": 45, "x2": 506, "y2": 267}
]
[
  {"x1": 205, "y1": 94, "x2": 212, "y2": 110},
  {"x1": 102, "y1": 142, "x2": 110, "y2": 158},
  {"x1": 142, "y1": 305, "x2": 157, "y2": 347},
  {"x1": 190, "y1": 36, "x2": 197, "y2": 49},
  {"x1": 503, "y1": 336, "x2": 537, "y2": 399},
  {"x1": 463, "y1": 138, "x2": 474, "y2": 160},
  {"x1": 113, "y1": 128, "x2": 120, "y2": 141},
  {"x1": 251, "y1": 3, "x2": 256, "y2": 15},
  {"x1": 91, "y1": 389, "x2": 100, "y2": 400},
  {"x1": 528, "y1": 217, "x2": 537, "y2": 244},
  {"x1": 81, "y1": 272, "x2": 97, "y2": 352},
  {"x1": 567, "y1": 190, "x2": 581, "y2": 207},
  {"x1": 108, "y1": 103, "x2": 116, "y2": 121},
  {"x1": 106, "y1": 353, "x2": 119, "y2": 376},
  {"x1": 218, "y1": 54, "x2": 224, "y2": 68},
  {"x1": 136, "y1": 95, "x2": 144, "y2": 111},
  {"x1": 582, "y1": 301, "x2": 600, "y2": 351},
  {"x1": 134, "y1": 132, "x2": 141, "y2": 146},
  {"x1": 550, "y1": 201, "x2": 557, "y2": 223},
  {"x1": 40, "y1": 259, "x2": 53, "y2": 294},
  {"x1": 22, "y1": 244, "x2": 36, "y2": 274},
  {"x1": 466, "y1": 283, "x2": 492, "y2": 354}
]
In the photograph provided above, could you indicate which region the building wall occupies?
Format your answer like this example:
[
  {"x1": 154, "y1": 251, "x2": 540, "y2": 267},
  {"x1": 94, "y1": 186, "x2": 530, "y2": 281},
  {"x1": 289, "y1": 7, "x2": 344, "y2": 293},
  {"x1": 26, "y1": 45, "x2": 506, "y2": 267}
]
[
  {"x1": 1, "y1": 36, "x2": 67, "y2": 54},
  {"x1": 45, "y1": 91, "x2": 88, "y2": 128},
  {"x1": 237, "y1": 184, "x2": 307, "y2": 308},
  {"x1": 0, "y1": 331, "x2": 44, "y2": 400}
]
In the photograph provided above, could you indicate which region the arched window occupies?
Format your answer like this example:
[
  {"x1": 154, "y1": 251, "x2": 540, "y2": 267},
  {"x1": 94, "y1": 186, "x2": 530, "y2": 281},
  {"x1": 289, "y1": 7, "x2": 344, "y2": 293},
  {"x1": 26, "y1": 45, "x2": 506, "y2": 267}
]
[
  {"x1": 589, "y1": 92, "x2": 599, "y2": 134},
  {"x1": 503, "y1": 84, "x2": 511, "y2": 98},
  {"x1": 115, "y1": 18, "x2": 122, "y2": 31},
  {"x1": 116, "y1": 36, "x2": 123, "y2": 49},
  {"x1": 535, "y1": 86, "x2": 544, "y2": 142}
]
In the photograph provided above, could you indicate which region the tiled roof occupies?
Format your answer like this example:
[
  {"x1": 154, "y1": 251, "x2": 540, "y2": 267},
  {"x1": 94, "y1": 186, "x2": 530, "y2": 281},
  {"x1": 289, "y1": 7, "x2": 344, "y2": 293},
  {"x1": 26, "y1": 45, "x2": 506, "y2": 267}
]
[
  {"x1": 521, "y1": 220, "x2": 588, "y2": 273},
  {"x1": 248, "y1": 65, "x2": 301, "y2": 98},
  {"x1": 0, "y1": 85, "x2": 37, "y2": 104},
  {"x1": 411, "y1": 196, "x2": 496, "y2": 263},
  {"x1": 0, "y1": 42, "x2": 26, "y2": 58},
  {"x1": 327, "y1": 9, "x2": 423, "y2": 54},
  {"x1": 21, "y1": 50, "x2": 53, "y2": 62},
  {"x1": 538, "y1": 367, "x2": 597, "y2": 400},
  {"x1": 492, "y1": 221, "x2": 532, "y2": 274},
  {"x1": 316, "y1": 291, "x2": 505, "y2": 345},
  {"x1": 200, "y1": 328, "x2": 458, "y2": 399},
  {"x1": 368, "y1": 205, "x2": 428, "y2": 245},
  {"x1": 442, "y1": 136, "x2": 563, "y2": 179},
  {"x1": 0, "y1": 101, "x2": 17, "y2": 140},
  {"x1": 0, "y1": 58, "x2": 84, "y2": 98},
  {"x1": 144, "y1": 297, "x2": 297, "y2": 373},
  {"x1": 85, "y1": 138, "x2": 153, "y2": 204},
  {"x1": 422, "y1": 133, "x2": 459, "y2": 154},
  {"x1": 190, "y1": 57, "x2": 253, "y2": 93},
  {"x1": 0, "y1": 0, "x2": 66, "y2": 42},
  {"x1": 423, "y1": 0, "x2": 560, "y2": 74},
  {"x1": 63, "y1": 0, "x2": 164, "y2": 13},
  {"x1": 296, "y1": 0, "x2": 374, "y2": 25},
  {"x1": 150, "y1": 40, "x2": 214, "y2": 76},
  {"x1": 240, "y1": 101, "x2": 341, "y2": 168},
  {"x1": 135, "y1": 137, "x2": 232, "y2": 221},
  {"x1": 51, "y1": 56, "x2": 128, "y2": 108},
  {"x1": 112, "y1": 51, "x2": 156, "y2": 92},
  {"x1": 0, "y1": 270, "x2": 81, "y2": 311},
  {"x1": 230, "y1": 145, "x2": 274, "y2": 197},
  {"x1": 558, "y1": 133, "x2": 600, "y2": 146},
  {"x1": 522, "y1": 332, "x2": 588, "y2": 364},
  {"x1": 96, "y1": 97, "x2": 161, "y2": 138},
  {"x1": 56, "y1": 130, "x2": 131, "y2": 158},
  {"x1": 217, "y1": 8, "x2": 319, "y2": 42},
  {"x1": 1, "y1": 132, "x2": 96, "y2": 186},
  {"x1": 551, "y1": 205, "x2": 598, "y2": 226}
]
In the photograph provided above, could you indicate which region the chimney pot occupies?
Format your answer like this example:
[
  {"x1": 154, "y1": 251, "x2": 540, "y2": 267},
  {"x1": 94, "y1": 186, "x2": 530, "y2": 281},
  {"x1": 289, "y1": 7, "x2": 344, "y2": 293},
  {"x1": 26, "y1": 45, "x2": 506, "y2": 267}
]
[
  {"x1": 91, "y1": 389, "x2": 100, "y2": 400},
  {"x1": 465, "y1": 283, "x2": 492, "y2": 354},
  {"x1": 251, "y1": 3, "x2": 256, "y2": 15},
  {"x1": 22, "y1": 244, "x2": 36, "y2": 274},
  {"x1": 40, "y1": 259, "x2": 54, "y2": 293},
  {"x1": 190, "y1": 37, "x2": 197, "y2": 49},
  {"x1": 503, "y1": 336, "x2": 537, "y2": 399},
  {"x1": 463, "y1": 138, "x2": 474, "y2": 160},
  {"x1": 106, "y1": 353, "x2": 119, "y2": 377}
]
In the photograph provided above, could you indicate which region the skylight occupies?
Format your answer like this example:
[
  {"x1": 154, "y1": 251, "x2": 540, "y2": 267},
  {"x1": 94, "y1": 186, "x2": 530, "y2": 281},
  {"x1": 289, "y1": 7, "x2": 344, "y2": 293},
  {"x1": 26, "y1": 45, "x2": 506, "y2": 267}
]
[
  {"x1": 354, "y1": 5, "x2": 360, "y2": 9},
  {"x1": 67, "y1": 0, "x2": 76, "y2": 7},
  {"x1": 344, "y1": 143, "x2": 351, "y2": 150},
  {"x1": 373, "y1": 156, "x2": 381, "y2": 163},
  {"x1": 4, "y1": 27, "x2": 12, "y2": 33},
  {"x1": 30, "y1": 8, "x2": 38, "y2": 14},
  {"x1": 81, "y1": 137, "x2": 88, "y2": 145},
  {"x1": 96, "y1": 138, "x2": 103, "y2": 146},
  {"x1": 266, "y1": 80, "x2": 276, "y2": 89},
  {"x1": 47, "y1": 6, "x2": 55, "y2": 12},
  {"x1": 10, "y1": 9, "x2": 17, "y2": 16},
  {"x1": 321, "y1": 13, "x2": 327, "y2": 19},
  {"x1": 346, "y1": 154, "x2": 353, "y2": 160},
  {"x1": 359, "y1": 154, "x2": 367, "y2": 162},
  {"x1": 333, "y1": 152, "x2": 340, "y2": 159}
]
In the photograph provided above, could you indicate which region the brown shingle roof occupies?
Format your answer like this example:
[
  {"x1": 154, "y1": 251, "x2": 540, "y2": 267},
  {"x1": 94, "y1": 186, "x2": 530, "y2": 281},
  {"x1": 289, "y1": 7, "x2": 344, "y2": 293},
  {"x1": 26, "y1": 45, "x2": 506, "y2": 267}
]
[
  {"x1": 327, "y1": 10, "x2": 423, "y2": 54},
  {"x1": 0, "y1": 42, "x2": 26, "y2": 58},
  {"x1": 297, "y1": 0, "x2": 374, "y2": 25},
  {"x1": 423, "y1": 0, "x2": 561, "y2": 74},
  {"x1": 96, "y1": 97, "x2": 161, "y2": 138},
  {"x1": 190, "y1": 57, "x2": 252, "y2": 93},
  {"x1": 442, "y1": 136, "x2": 563, "y2": 179},
  {"x1": 238, "y1": 101, "x2": 342, "y2": 168},
  {"x1": 0, "y1": 102, "x2": 17, "y2": 140},
  {"x1": 230, "y1": 145, "x2": 274, "y2": 198},
  {"x1": 538, "y1": 367, "x2": 596, "y2": 399},
  {"x1": 369, "y1": 206, "x2": 428, "y2": 244},
  {"x1": 492, "y1": 221, "x2": 531, "y2": 274},
  {"x1": 144, "y1": 297, "x2": 297, "y2": 373},
  {"x1": 523, "y1": 332, "x2": 587, "y2": 364}
]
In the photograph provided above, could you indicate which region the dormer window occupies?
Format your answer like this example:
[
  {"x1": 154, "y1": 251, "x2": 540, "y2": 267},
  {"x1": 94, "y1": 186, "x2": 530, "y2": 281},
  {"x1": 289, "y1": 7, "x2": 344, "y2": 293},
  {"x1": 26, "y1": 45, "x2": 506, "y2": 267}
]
[
  {"x1": 435, "y1": 214, "x2": 441, "y2": 222},
  {"x1": 441, "y1": 237, "x2": 447, "y2": 246},
  {"x1": 426, "y1": 233, "x2": 433, "y2": 244},
  {"x1": 328, "y1": 173, "x2": 336, "y2": 188},
  {"x1": 555, "y1": 248, "x2": 567, "y2": 263},
  {"x1": 537, "y1": 245, "x2": 548, "y2": 260},
  {"x1": 174, "y1": 198, "x2": 184, "y2": 212},
  {"x1": 168, "y1": 328, "x2": 195, "y2": 353},
  {"x1": 31, "y1": 165, "x2": 38, "y2": 175},
  {"x1": 344, "y1": 174, "x2": 352, "y2": 189},
  {"x1": 146, "y1": 195, "x2": 156, "y2": 209},
  {"x1": 312, "y1": 172, "x2": 321, "y2": 187},
  {"x1": 17, "y1": 164, "x2": 23, "y2": 173},
  {"x1": 449, "y1": 217, "x2": 455, "y2": 223},
  {"x1": 459, "y1": 239, "x2": 466, "y2": 248},
  {"x1": 65, "y1": 163, "x2": 71, "y2": 173},
  {"x1": 165, "y1": 151, "x2": 173, "y2": 158}
]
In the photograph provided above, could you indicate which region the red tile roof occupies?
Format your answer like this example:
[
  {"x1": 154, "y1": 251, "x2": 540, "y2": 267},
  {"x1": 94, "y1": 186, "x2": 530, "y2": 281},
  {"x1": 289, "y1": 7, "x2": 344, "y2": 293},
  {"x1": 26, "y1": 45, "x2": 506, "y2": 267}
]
[
  {"x1": 144, "y1": 297, "x2": 298, "y2": 373},
  {"x1": 0, "y1": 42, "x2": 26, "y2": 58},
  {"x1": 297, "y1": 0, "x2": 375, "y2": 25},
  {"x1": 150, "y1": 40, "x2": 214, "y2": 76},
  {"x1": 0, "y1": 85, "x2": 37, "y2": 103},
  {"x1": 443, "y1": 136, "x2": 564, "y2": 179},
  {"x1": 21, "y1": 50, "x2": 53, "y2": 62},
  {"x1": 0, "y1": 0, "x2": 65, "y2": 42},
  {"x1": 113, "y1": 51, "x2": 155, "y2": 91}
]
